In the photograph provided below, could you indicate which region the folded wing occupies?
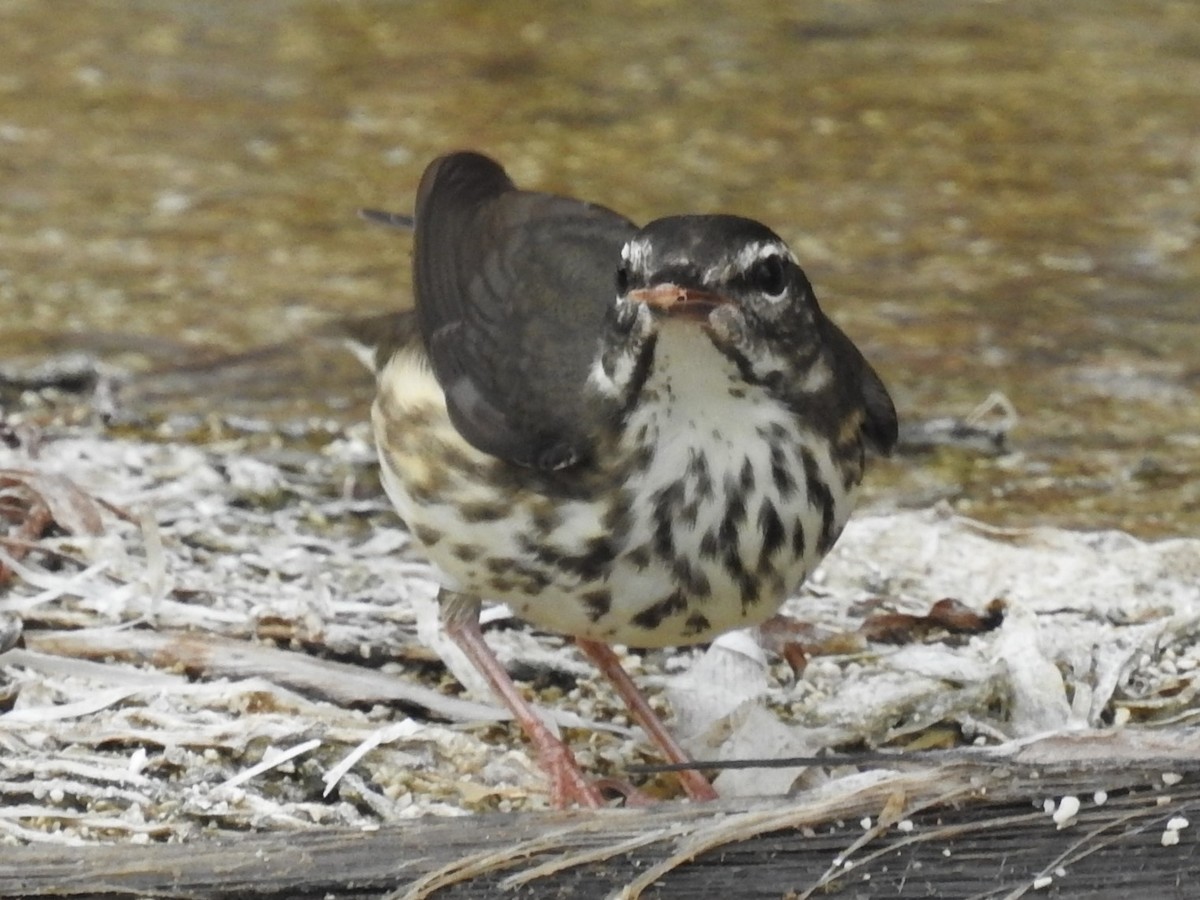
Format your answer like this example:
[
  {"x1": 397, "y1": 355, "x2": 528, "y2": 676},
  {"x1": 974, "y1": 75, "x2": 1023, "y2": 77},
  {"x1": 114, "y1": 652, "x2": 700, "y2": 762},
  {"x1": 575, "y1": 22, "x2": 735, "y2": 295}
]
[{"x1": 413, "y1": 152, "x2": 637, "y2": 470}]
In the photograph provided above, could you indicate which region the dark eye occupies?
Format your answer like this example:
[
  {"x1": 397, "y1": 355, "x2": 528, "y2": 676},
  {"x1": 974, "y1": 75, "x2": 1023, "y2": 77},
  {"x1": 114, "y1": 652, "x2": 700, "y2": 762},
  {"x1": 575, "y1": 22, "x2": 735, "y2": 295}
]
[
  {"x1": 749, "y1": 255, "x2": 788, "y2": 298},
  {"x1": 615, "y1": 265, "x2": 630, "y2": 295}
]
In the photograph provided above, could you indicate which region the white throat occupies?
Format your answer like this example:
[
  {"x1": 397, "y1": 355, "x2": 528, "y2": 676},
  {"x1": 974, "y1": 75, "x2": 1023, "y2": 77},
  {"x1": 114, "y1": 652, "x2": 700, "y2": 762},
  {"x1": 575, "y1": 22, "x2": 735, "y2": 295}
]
[{"x1": 632, "y1": 322, "x2": 746, "y2": 441}]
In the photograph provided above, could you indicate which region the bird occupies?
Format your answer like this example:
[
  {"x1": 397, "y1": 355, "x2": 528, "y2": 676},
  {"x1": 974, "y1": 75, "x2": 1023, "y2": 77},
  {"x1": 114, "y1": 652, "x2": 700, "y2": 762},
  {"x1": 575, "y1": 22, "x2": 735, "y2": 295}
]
[{"x1": 361, "y1": 151, "x2": 897, "y2": 807}]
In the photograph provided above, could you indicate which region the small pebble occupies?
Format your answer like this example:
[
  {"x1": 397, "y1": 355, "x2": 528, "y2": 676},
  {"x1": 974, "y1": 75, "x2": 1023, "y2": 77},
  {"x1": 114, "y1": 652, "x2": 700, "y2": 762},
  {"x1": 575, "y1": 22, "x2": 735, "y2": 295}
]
[
  {"x1": 1053, "y1": 795, "x2": 1080, "y2": 828},
  {"x1": 128, "y1": 747, "x2": 148, "y2": 775}
]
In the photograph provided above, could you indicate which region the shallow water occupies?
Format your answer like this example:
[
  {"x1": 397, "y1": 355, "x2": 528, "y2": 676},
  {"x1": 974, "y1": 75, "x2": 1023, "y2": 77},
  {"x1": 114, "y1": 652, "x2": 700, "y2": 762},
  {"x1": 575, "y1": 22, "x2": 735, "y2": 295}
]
[{"x1": 1, "y1": 0, "x2": 1197, "y2": 537}]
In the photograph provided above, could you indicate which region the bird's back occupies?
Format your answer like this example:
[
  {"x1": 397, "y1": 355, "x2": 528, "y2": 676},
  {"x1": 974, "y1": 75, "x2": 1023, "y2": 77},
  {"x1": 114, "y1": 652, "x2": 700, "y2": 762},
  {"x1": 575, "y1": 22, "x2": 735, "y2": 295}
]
[{"x1": 412, "y1": 152, "x2": 637, "y2": 470}]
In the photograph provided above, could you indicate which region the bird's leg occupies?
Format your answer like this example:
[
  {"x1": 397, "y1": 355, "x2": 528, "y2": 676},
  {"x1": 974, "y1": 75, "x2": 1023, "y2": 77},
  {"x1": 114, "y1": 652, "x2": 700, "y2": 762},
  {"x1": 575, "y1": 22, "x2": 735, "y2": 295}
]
[
  {"x1": 575, "y1": 638, "x2": 719, "y2": 802},
  {"x1": 440, "y1": 591, "x2": 606, "y2": 808}
]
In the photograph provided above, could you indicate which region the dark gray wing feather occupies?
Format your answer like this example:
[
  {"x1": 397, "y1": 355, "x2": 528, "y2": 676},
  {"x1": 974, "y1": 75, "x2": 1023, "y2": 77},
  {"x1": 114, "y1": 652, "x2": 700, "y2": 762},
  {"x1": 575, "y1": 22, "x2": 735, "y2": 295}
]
[
  {"x1": 822, "y1": 317, "x2": 898, "y2": 455},
  {"x1": 413, "y1": 152, "x2": 637, "y2": 469}
]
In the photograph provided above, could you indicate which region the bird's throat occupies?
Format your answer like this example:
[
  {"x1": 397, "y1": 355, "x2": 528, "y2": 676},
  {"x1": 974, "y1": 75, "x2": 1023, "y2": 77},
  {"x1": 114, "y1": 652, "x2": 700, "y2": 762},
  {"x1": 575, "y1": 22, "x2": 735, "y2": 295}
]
[{"x1": 630, "y1": 322, "x2": 743, "y2": 438}]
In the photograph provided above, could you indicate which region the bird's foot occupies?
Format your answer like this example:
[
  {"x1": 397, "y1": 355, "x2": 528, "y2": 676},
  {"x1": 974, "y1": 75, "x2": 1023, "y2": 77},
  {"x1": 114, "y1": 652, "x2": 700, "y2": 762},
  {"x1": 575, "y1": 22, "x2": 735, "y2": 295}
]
[
  {"x1": 537, "y1": 736, "x2": 607, "y2": 808},
  {"x1": 672, "y1": 766, "x2": 720, "y2": 803},
  {"x1": 590, "y1": 777, "x2": 656, "y2": 807},
  {"x1": 532, "y1": 728, "x2": 659, "y2": 807}
]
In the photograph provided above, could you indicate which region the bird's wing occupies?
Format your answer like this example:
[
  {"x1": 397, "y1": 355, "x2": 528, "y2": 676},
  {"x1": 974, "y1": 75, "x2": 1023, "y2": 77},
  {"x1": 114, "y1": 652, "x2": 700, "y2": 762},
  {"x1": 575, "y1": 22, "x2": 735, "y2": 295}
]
[
  {"x1": 858, "y1": 361, "x2": 898, "y2": 454},
  {"x1": 823, "y1": 318, "x2": 899, "y2": 455},
  {"x1": 413, "y1": 151, "x2": 637, "y2": 470}
]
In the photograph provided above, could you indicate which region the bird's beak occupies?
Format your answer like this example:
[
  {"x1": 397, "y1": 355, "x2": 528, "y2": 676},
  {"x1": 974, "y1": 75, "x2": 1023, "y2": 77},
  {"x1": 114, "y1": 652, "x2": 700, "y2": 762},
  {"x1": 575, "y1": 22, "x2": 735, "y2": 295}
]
[{"x1": 626, "y1": 284, "x2": 729, "y2": 321}]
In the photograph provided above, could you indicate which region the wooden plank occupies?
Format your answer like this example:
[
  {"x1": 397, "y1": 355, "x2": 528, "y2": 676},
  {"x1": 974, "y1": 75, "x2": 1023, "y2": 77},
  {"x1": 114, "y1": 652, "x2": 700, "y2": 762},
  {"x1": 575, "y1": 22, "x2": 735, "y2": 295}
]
[{"x1": 2, "y1": 761, "x2": 1197, "y2": 899}]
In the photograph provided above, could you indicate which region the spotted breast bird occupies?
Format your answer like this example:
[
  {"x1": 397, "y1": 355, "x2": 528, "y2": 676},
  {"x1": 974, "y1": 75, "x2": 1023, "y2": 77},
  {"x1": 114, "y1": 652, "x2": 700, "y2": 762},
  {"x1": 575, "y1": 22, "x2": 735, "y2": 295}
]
[{"x1": 363, "y1": 151, "x2": 897, "y2": 806}]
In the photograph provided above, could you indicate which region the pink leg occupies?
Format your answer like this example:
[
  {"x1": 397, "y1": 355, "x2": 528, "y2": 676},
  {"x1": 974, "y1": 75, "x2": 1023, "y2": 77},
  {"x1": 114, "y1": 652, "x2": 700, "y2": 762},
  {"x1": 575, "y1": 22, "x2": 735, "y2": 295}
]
[
  {"x1": 575, "y1": 638, "x2": 719, "y2": 802},
  {"x1": 441, "y1": 592, "x2": 605, "y2": 808}
]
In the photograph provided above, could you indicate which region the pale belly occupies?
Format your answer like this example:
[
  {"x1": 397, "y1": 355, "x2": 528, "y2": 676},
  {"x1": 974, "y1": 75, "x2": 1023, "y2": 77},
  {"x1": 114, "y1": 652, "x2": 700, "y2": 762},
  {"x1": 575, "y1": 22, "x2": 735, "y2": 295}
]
[{"x1": 379, "y1": 456, "x2": 850, "y2": 647}]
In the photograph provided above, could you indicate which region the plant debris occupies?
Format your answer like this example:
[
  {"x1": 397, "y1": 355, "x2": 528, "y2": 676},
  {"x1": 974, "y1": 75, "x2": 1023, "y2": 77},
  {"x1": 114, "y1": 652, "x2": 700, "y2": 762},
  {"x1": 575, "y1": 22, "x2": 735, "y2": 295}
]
[{"x1": 1, "y1": 423, "x2": 1198, "y2": 845}]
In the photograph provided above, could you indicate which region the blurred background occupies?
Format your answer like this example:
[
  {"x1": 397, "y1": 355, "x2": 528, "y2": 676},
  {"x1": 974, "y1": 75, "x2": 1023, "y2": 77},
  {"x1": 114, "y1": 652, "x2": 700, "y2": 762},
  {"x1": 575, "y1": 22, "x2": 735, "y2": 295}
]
[{"x1": 1, "y1": 0, "x2": 1197, "y2": 536}]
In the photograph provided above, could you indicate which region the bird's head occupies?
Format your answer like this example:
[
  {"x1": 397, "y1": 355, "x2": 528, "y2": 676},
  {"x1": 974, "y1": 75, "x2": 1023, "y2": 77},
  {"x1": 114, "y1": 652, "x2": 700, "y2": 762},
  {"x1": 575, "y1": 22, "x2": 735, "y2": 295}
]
[{"x1": 601, "y1": 215, "x2": 826, "y2": 393}]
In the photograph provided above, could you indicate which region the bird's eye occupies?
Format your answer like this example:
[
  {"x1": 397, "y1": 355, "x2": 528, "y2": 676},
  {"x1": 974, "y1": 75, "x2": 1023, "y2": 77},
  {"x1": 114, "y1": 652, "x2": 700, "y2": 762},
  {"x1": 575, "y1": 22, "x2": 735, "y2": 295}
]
[
  {"x1": 615, "y1": 265, "x2": 630, "y2": 295},
  {"x1": 749, "y1": 255, "x2": 788, "y2": 299}
]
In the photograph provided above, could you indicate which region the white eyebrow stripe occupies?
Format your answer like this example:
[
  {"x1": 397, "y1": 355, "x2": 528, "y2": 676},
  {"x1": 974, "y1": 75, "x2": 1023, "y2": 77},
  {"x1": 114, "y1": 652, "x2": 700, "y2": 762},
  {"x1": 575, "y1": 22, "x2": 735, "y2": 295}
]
[
  {"x1": 620, "y1": 238, "x2": 651, "y2": 272},
  {"x1": 734, "y1": 240, "x2": 795, "y2": 272}
]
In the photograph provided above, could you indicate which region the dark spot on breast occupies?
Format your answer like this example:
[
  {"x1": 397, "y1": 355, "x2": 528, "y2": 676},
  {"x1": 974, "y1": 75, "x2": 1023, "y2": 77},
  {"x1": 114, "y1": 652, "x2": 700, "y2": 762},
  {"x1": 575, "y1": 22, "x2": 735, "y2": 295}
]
[
  {"x1": 687, "y1": 449, "x2": 713, "y2": 500},
  {"x1": 761, "y1": 421, "x2": 791, "y2": 443},
  {"x1": 522, "y1": 535, "x2": 617, "y2": 582},
  {"x1": 699, "y1": 528, "x2": 721, "y2": 559},
  {"x1": 530, "y1": 500, "x2": 562, "y2": 535},
  {"x1": 440, "y1": 443, "x2": 478, "y2": 478},
  {"x1": 383, "y1": 402, "x2": 434, "y2": 448},
  {"x1": 769, "y1": 442, "x2": 797, "y2": 498},
  {"x1": 654, "y1": 515, "x2": 675, "y2": 560},
  {"x1": 459, "y1": 501, "x2": 509, "y2": 523},
  {"x1": 486, "y1": 557, "x2": 513, "y2": 575},
  {"x1": 650, "y1": 482, "x2": 683, "y2": 559},
  {"x1": 738, "y1": 457, "x2": 755, "y2": 493},
  {"x1": 791, "y1": 519, "x2": 808, "y2": 557},
  {"x1": 404, "y1": 476, "x2": 442, "y2": 505},
  {"x1": 672, "y1": 558, "x2": 711, "y2": 597},
  {"x1": 722, "y1": 545, "x2": 760, "y2": 611},
  {"x1": 652, "y1": 479, "x2": 686, "y2": 523},
  {"x1": 757, "y1": 500, "x2": 785, "y2": 571},
  {"x1": 683, "y1": 612, "x2": 712, "y2": 636},
  {"x1": 632, "y1": 590, "x2": 688, "y2": 631},
  {"x1": 412, "y1": 524, "x2": 443, "y2": 546},
  {"x1": 800, "y1": 448, "x2": 837, "y2": 553},
  {"x1": 504, "y1": 559, "x2": 553, "y2": 594},
  {"x1": 518, "y1": 570, "x2": 553, "y2": 594},
  {"x1": 452, "y1": 543, "x2": 481, "y2": 562},
  {"x1": 626, "y1": 545, "x2": 652, "y2": 569},
  {"x1": 602, "y1": 496, "x2": 632, "y2": 533},
  {"x1": 581, "y1": 589, "x2": 612, "y2": 622},
  {"x1": 629, "y1": 444, "x2": 655, "y2": 473},
  {"x1": 576, "y1": 537, "x2": 619, "y2": 580},
  {"x1": 718, "y1": 485, "x2": 747, "y2": 548}
]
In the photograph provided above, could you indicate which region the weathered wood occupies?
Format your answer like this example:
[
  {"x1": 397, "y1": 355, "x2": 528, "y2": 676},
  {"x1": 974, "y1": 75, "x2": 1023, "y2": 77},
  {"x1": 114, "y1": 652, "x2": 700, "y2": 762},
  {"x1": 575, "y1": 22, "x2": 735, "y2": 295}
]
[
  {"x1": 2, "y1": 757, "x2": 1197, "y2": 900},
  {"x1": 20, "y1": 628, "x2": 506, "y2": 724}
]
